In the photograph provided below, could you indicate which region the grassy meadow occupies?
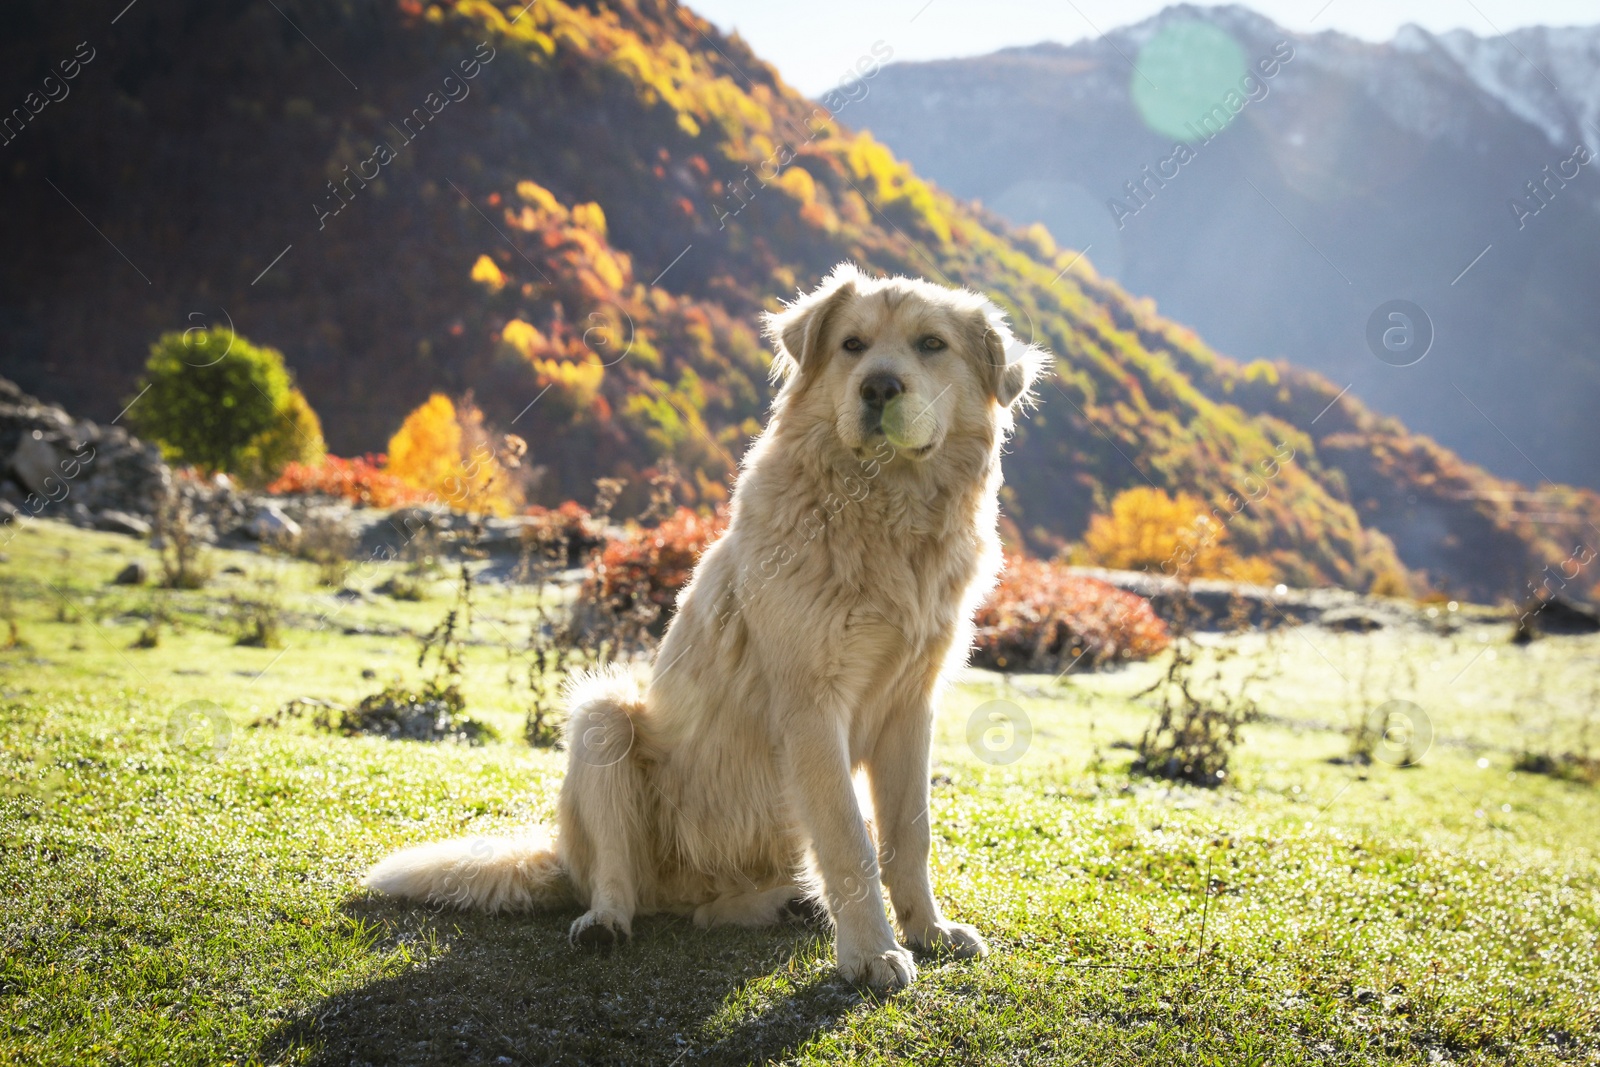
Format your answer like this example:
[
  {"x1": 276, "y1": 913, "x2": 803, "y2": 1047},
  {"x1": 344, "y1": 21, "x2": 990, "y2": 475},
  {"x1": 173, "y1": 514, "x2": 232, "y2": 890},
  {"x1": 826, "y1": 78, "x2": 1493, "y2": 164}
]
[{"x1": 1, "y1": 518, "x2": 1597, "y2": 1065}]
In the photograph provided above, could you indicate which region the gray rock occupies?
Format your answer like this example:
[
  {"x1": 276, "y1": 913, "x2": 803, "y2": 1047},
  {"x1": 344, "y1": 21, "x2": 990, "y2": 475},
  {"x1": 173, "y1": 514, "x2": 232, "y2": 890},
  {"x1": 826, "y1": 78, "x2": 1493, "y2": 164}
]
[
  {"x1": 1, "y1": 378, "x2": 175, "y2": 522},
  {"x1": 95, "y1": 510, "x2": 153, "y2": 537},
  {"x1": 9, "y1": 431, "x2": 63, "y2": 494},
  {"x1": 246, "y1": 502, "x2": 302, "y2": 543},
  {"x1": 113, "y1": 561, "x2": 148, "y2": 585},
  {"x1": 1320, "y1": 609, "x2": 1385, "y2": 633},
  {"x1": 1516, "y1": 594, "x2": 1600, "y2": 639},
  {"x1": 1071, "y1": 566, "x2": 1421, "y2": 632}
]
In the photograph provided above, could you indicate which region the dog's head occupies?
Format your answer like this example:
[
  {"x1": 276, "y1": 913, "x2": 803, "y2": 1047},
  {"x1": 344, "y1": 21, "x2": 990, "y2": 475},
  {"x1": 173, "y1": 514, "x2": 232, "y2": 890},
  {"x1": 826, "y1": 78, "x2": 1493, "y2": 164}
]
[{"x1": 763, "y1": 264, "x2": 1049, "y2": 463}]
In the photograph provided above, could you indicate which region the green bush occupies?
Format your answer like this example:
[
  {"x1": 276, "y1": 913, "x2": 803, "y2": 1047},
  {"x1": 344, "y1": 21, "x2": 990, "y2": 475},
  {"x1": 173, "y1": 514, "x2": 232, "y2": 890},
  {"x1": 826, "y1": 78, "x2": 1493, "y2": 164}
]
[
  {"x1": 133, "y1": 328, "x2": 324, "y2": 483},
  {"x1": 237, "y1": 386, "x2": 326, "y2": 487}
]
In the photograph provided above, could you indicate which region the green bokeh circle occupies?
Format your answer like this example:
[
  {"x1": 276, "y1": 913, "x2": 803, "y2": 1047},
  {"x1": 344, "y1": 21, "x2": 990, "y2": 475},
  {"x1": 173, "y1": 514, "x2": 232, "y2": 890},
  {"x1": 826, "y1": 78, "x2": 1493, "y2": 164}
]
[{"x1": 1131, "y1": 21, "x2": 1249, "y2": 144}]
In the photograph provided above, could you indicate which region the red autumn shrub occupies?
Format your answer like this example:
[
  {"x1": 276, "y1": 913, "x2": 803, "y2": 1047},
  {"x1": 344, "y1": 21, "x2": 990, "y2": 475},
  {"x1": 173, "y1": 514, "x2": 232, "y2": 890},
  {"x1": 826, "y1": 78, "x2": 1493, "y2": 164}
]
[
  {"x1": 583, "y1": 506, "x2": 726, "y2": 631},
  {"x1": 972, "y1": 556, "x2": 1169, "y2": 673},
  {"x1": 521, "y1": 500, "x2": 607, "y2": 568},
  {"x1": 266, "y1": 454, "x2": 427, "y2": 508}
]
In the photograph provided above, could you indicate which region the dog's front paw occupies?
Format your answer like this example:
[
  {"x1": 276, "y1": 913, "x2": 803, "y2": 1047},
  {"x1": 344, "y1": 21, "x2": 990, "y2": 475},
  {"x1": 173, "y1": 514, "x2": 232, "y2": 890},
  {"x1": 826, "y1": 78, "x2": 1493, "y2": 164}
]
[
  {"x1": 837, "y1": 943, "x2": 917, "y2": 991},
  {"x1": 568, "y1": 909, "x2": 631, "y2": 950},
  {"x1": 907, "y1": 921, "x2": 989, "y2": 959}
]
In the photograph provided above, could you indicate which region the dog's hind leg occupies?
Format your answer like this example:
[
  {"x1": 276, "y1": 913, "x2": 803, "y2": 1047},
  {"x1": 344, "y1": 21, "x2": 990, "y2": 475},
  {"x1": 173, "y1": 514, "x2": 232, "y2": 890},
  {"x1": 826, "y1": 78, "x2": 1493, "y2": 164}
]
[
  {"x1": 560, "y1": 673, "x2": 653, "y2": 949},
  {"x1": 692, "y1": 885, "x2": 812, "y2": 929}
]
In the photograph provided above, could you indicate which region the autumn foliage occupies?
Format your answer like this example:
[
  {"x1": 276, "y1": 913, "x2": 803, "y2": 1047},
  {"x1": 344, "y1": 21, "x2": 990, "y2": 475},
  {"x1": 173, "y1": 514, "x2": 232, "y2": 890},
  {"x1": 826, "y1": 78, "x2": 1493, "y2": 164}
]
[
  {"x1": 268, "y1": 393, "x2": 529, "y2": 515},
  {"x1": 578, "y1": 509, "x2": 1168, "y2": 674},
  {"x1": 385, "y1": 393, "x2": 524, "y2": 516},
  {"x1": 1074, "y1": 487, "x2": 1276, "y2": 584},
  {"x1": 266, "y1": 454, "x2": 427, "y2": 508},
  {"x1": 20, "y1": 0, "x2": 1600, "y2": 598},
  {"x1": 583, "y1": 507, "x2": 726, "y2": 626},
  {"x1": 972, "y1": 557, "x2": 1170, "y2": 673},
  {"x1": 521, "y1": 501, "x2": 607, "y2": 568}
]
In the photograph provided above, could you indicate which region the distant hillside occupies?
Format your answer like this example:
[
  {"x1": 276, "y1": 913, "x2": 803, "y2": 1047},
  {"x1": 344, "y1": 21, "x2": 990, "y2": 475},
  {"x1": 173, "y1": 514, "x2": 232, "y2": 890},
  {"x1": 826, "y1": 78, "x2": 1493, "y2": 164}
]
[
  {"x1": 2, "y1": 0, "x2": 1596, "y2": 600},
  {"x1": 849, "y1": 4, "x2": 1600, "y2": 497}
]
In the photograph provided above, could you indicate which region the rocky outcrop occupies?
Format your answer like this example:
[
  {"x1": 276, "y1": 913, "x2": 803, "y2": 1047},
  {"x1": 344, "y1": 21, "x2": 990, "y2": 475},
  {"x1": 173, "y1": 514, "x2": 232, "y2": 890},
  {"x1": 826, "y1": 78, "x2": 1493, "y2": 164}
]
[
  {"x1": 1513, "y1": 594, "x2": 1600, "y2": 642},
  {"x1": 1071, "y1": 566, "x2": 1480, "y2": 633},
  {"x1": 0, "y1": 377, "x2": 172, "y2": 533}
]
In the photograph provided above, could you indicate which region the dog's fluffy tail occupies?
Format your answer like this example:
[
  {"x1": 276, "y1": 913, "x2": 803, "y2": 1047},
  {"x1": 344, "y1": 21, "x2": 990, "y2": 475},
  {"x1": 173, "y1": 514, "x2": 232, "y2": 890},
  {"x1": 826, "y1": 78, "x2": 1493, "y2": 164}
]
[{"x1": 364, "y1": 828, "x2": 571, "y2": 913}]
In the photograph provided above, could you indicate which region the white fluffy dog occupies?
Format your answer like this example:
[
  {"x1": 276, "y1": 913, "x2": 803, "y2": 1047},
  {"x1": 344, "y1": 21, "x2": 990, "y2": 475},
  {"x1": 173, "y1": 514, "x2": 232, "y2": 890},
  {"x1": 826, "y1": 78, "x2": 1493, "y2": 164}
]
[{"x1": 366, "y1": 263, "x2": 1047, "y2": 989}]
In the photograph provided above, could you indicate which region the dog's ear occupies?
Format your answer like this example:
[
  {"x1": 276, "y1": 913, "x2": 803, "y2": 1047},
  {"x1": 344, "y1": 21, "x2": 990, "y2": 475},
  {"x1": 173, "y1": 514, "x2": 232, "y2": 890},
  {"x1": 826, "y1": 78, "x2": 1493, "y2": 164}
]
[
  {"x1": 976, "y1": 303, "x2": 1051, "y2": 410},
  {"x1": 762, "y1": 263, "x2": 860, "y2": 384}
]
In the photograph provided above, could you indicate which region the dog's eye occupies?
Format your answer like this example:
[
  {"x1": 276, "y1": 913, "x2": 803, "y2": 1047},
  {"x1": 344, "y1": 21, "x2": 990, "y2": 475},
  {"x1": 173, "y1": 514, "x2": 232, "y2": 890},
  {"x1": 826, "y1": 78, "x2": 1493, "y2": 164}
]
[
  {"x1": 919, "y1": 336, "x2": 947, "y2": 353},
  {"x1": 842, "y1": 337, "x2": 866, "y2": 352}
]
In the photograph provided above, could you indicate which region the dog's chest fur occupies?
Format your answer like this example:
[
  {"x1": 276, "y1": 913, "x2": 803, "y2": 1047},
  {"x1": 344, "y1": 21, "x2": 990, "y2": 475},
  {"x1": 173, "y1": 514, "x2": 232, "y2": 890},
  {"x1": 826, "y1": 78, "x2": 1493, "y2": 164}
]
[{"x1": 727, "y1": 433, "x2": 1001, "y2": 706}]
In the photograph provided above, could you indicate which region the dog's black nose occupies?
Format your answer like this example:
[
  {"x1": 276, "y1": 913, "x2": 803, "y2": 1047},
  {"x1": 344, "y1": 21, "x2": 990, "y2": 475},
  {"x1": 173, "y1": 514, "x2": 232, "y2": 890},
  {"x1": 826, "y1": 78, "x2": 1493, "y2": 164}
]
[{"x1": 859, "y1": 373, "x2": 904, "y2": 411}]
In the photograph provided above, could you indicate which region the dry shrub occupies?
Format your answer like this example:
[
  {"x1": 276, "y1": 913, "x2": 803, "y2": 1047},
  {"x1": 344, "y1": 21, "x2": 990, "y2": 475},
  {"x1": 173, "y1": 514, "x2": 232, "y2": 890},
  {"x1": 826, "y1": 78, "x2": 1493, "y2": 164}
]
[
  {"x1": 379, "y1": 518, "x2": 444, "y2": 601},
  {"x1": 1073, "y1": 486, "x2": 1275, "y2": 583},
  {"x1": 130, "y1": 595, "x2": 178, "y2": 650},
  {"x1": 261, "y1": 567, "x2": 492, "y2": 745},
  {"x1": 292, "y1": 514, "x2": 357, "y2": 587},
  {"x1": 268, "y1": 687, "x2": 491, "y2": 744},
  {"x1": 514, "y1": 481, "x2": 645, "y2": 748},
  {"x1": 233, "y1": 602, "x2": 282, "y2": 648},
  {"x1": 267, "y1": 454, "x2": 427, "y2": 508},
  {"x1": 154, "y1": 491, "x2": 211, "y2": 590},
  {"x1": 232, "y1": 575, "x2": 285, "y2": 649},
  {"x1": 582, "y1": 506, "x2": 726, "y2": 635},
  {"x1": 1513, "y1": 677, "x2": 1600, "y2": 786},
  {"x1": 1131, "y1": 639, "x2": 1263, "y2": 787},
  {"x1": 971, "y1": 556, "x2": 1169, "y2": 673},
  {"x1": 1129, "y1": 583, "x2": 1277, "y2": 788},
  {"x1": 521, "y1": 501, "x2": 606, "y2": 570},
  {"x1": 1, "y1": 583, "x2": 28, "y2": 650},
  {"x1": 517, "y1": 588, "x2": 650, "y2": 748},
  {"x1": 1514, "y1": 751, "x2": 1600, "y2": 786}
]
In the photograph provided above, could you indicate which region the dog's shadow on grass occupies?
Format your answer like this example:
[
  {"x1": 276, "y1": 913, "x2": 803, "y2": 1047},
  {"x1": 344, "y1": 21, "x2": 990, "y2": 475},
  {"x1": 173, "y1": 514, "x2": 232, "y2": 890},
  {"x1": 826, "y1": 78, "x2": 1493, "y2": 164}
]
[{"x1": 259, "y1": 895, "x2": 878, "y2": 1067}]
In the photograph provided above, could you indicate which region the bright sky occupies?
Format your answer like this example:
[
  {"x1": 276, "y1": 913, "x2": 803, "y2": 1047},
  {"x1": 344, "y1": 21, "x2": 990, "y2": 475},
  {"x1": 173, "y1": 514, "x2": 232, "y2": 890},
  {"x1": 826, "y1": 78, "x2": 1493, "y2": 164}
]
[{"x1": 689, "y1": 1, "x2": 1600, "y2": 94}]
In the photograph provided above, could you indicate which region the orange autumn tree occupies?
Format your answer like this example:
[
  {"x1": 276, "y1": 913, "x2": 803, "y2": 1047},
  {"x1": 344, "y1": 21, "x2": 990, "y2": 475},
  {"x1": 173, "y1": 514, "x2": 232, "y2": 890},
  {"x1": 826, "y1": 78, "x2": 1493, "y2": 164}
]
[
  {"x1": 385, "y1": 393, "x2": 523, "y2": 515},
  {"x1": 1073, "y1": 486, "x2": 1275, "y2": 583}
]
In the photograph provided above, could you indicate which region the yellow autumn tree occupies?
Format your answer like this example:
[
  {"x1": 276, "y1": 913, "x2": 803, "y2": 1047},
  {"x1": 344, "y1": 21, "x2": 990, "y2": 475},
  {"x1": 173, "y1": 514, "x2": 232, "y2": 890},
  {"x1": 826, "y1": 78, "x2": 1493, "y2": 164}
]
[
  {"x1": 1074, "y1": 486, "x2": 1275, "y2": 583},
  {"x1": 470, "y1": 254, "x2": 508, "y2": 292},
  {"x1": 499, "y1": 317, "x2": 606, "y2": 411},
  {"x1": 385, "y1": 393, "x2": 522, "y2": 515}
]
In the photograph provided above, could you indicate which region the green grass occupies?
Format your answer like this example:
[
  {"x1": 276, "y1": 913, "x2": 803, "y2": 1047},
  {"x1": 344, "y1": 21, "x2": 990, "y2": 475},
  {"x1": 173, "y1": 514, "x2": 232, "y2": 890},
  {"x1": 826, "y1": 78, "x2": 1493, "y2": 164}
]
[{"x1": 1, "y1": 519, "x2": 1597, "y2": 1065}]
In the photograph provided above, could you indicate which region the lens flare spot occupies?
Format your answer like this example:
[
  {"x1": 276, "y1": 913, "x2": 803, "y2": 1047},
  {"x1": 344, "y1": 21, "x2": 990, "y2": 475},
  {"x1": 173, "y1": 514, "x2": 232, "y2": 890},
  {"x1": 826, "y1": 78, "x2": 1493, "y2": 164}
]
[{"x1": 1131, "y1": 21, "x2": 1248, "y2": 144}]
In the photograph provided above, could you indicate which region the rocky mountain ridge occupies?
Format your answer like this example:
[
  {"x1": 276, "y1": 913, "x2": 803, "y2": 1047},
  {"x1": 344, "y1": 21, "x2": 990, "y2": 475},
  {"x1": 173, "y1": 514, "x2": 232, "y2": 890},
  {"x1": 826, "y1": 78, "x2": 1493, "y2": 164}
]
[{"x1": 850, "y1": 4, "x2": 1600, "y2": 494}]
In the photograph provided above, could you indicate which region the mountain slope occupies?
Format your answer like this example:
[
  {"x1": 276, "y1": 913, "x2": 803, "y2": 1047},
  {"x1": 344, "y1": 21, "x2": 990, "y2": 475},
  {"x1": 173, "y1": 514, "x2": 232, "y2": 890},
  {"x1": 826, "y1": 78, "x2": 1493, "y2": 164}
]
[
  {"x1": 1, "y1": 0, "x2": 1595, "y2": 600},
  {"x1": 848, "y1": 4, "x2": 1600, "y2": 497},
  {"x1": 1433, "y1": 22, "x2": 1600, "y2": 150}
]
